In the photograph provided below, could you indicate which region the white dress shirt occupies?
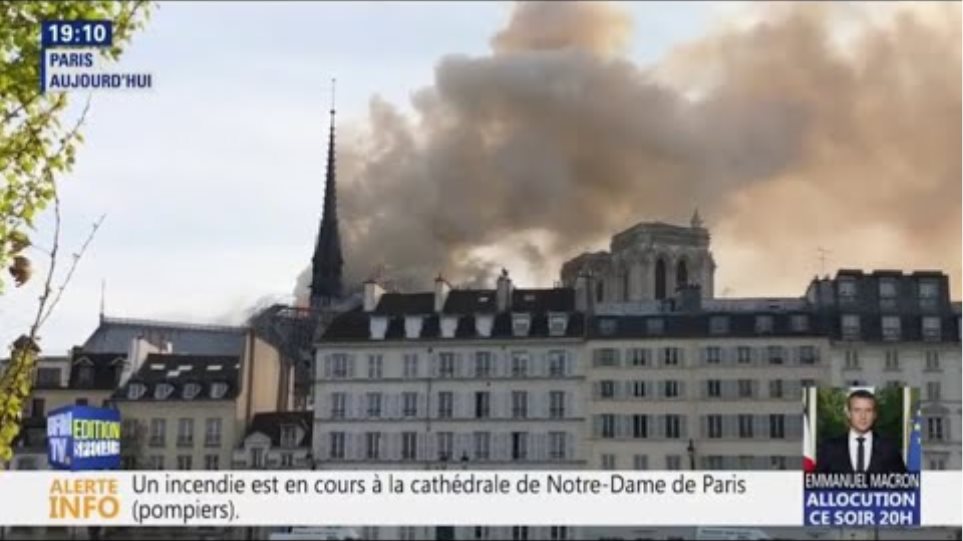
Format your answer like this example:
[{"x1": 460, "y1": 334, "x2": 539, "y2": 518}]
[{"x1": 848, "y1": 430, "x2": 873, "y2": 472}]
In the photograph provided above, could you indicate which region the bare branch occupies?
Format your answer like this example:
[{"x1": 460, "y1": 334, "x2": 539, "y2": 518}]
[{"x1": 38, "y1": 213, "x2": 106, "y2": 328}]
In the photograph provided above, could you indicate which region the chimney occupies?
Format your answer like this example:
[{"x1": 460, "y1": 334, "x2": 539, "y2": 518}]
[
  {"x1": 434, "y1": 275, "x2": 451, "y2": 312},
  {"x1": 363, "y1": 280, "x2": 385, "y2": 312},
  {"x1": 121, "y1": 336, "x2": 159, "y2": 387},
  {"x1": 496, "y1": 269, "x2": 513, "y2": 312}
]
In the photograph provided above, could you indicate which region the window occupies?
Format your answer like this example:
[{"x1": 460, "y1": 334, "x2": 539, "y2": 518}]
[
  {"x1": 331, "y1": 393, "x2": 347, "y2": 419},
  {"x1": 767, "y1": 346, "x2": 784, "y2": 365},
  {"x1": 512, "y1": 526, "x2": 529, "y2": 541},
  {"x1": 601, "y1": 454, "x2": 617, "y2": 470},
  {"x1": 511, "y1": 352, "x2": 528, "y2": 377},
  {"x1": 632, "y1": 455, "x2": 649, "y2": 470},
  {"x1": 844, "y1": 349, "x2": 860, "y2": 370},
  {"x1": 798, "y1": 346, "x2": 817, "y2": 365},
  {"x1": 599, "y1": 380, "x2": 616, "y2": 399},
  {"x1": 511, "y1": 432, "x2": 528, "y2": 461},
  {"x1": 664, "y1": 415, "x2": 682, "y2": 439},
  {"x1": 75, "y1": 398, "x2": 88, "y2": 406},
  {"x1": 439, "y1": 353, "x2": 456, "y2": 378},
  {"x1": 154, "y1": 383, "x2": 174, "y2": 400},
  {"x1": 879, "y1": 279, "x2": 897, "y2": 302},
  {"x1": 35, "y1": 367, "x2": 61, "y2": 387},
  {"x1": 177, "y1": 455, "x2": 192, "y2": 470},
  {"x1": 148, "y1": 455, "x2": 164, "y2": 470},
  {"x1": 663, "y1": 380, "x2": 680, "y2": 398},
  {"x1": 473, "y1": 432, "x2": 490, "y2": 461},
  {"x1": 884, "y1": 350, "x2": 900, "y2": 371},
  {"x1": 771, "y1": 456, "x2": 788, "y2": 470},
  {"x1": 631, "y1": 381, "x2": 646, "y2": 398},
  {"x1": 738, "y1": 379, "x2": 754, "y2": 398},
  {"x1": 769, "y1": 415, "x2": 785, "y2": 439},
  {"x1": 403, "y1": 392, "x2": 418, "y2": 417},
  {"x1": 280, "y1": 425, "x2": 298, "y2": 448},
  {"x1": 881, "y1": 316, "x2": 902, "y2": 341},
  {"x1": 594, "y1": 348, "x2": 619, "y2": 367},
  {"x1": 927, "y1": 382, "x2": 941, "y2": 401},
  {"x1": 547, "y1": 351, "x2": 566, "y2": 376},
  {"x1": 707, "y1": 380, "x2": 721, "y2": 398},
  {"x1": 331, "y1": 354, "x2": 350, "y2": 378},
  {"x1": 929, "y1": 457, "x2": 947, "y2": 471},
  {"x1": 367, "y1": 355, "x2": 383, "y2": 379},
  {"x1": 204, "y1": 454, "x2": 219, "y2": 470},
  {"x1": 665, "y1": 455, "x2": 682, "y2": 471},
  {"x1": 437, "y1": 392, "x2": 453, "y2": 419},
  {"x1": 769, "y1": 380, "x2": 784, "y2": 399},
  {"x1": 790, "y1": 314, "x2": 810, "y2": 332},
  {"x1": 365, "y1": 432, "x2": 381, "y2": 460},
  {"x1": 918, "y1": 279, "x2": 939, "y2": 309},
  {"x1": 927, "y1": 417, "x2": 944, "y2": 441},
  {"x1": 707, "y1": 415, "x2": 722, "y2": 438},
  {"x1": 600, "y1": 415, "x2": 616, "y2": 439},
  {"x1": 403, "y1": 353, "x2": 419, "y2": 378},
  {"x1": 709, "y1": 316, "x2": 729, "y2": 335},
  {"x1": 922, "y1": 317, "x2": 942, "y2": 341},
  {"x1": 548, "y1": 314, "x2": 567, "y2": 337},
  {"x1": 646, "y1": 318, "x2": 664, "y2": 335},
  {"x1": 366, "y1": 392, "x2": 382, "y2": 418},
  {"x1": 177, "y1": 418, "x2": 193, "y2": 447},
  {"x1": 755, "y1": 315, "x2": 774, "y2": 334},
  {"x1": 361, "y1": 527, "x2": 380, "y2": 541},
  {"x1": 437, "y1": 432, "x2": 455, "y2": 461},
  {"x1": 841, "y1": 314, "x2": 861, "y2": 340},
  {"x1": 76, "y1": 365, "x2": 94, "y2": 387},
  {"x1": 737, "y1": 346, "x2": 752, "y2": 364},
  {"x1": 205, "y1": 418, "x2": 221, "y2": 447},
  {"x1": 549, "y1": 432, "x2": 566, "y2": 460},
  {"x1": 599, "y1": 318, "x2": 616, "y2": 336},
  {"x1": 402, "y1": 432, "x2": 417, "y2": 461},
  {"x1": 511, "y1": 391, "x2": 528, "y2": 419},
  {"x1": 280, "y1": 453, "x2": 294, "y2": 468},
  {"x1": 632, "y1": 415, "x2": 648, "y2": 439},
  {"x1": 475, "y1": 351, "x2": 492, "y2": 378},
  {"x1": 739, "y1": 415, "x2": 754, "y2": 438},
  {"x1": 628, "y1": 348, "x2": 649, "y2": 367},
  {"x1": 149, "y1": 419, "x2": 166, "y2": 447},
  {"x1": 662, "y1": 347, "x2": 680, "y2": 366},
  {"x1": 475, "y1": 392, "x2": 490, "y2": 419},
  {"x1": 512, "y1": 313, "x2": 531, "y2": 336},
  {"x1": 839, "y1": 279, "x2": 857, "y2": 301},
  {"x1": 29, "y1": 398, "x2": 45, "y2": 417},
  {"x1": 330, "y1": 432, "x2": 346, "y2": 460},
  {"x1": 471, "y1": 526, "x2": 489, "y2": 541},
  {"x1": 549, "y1": 391, "x2": 565, "y2": 419},
  {"x1": 550, "y1": 526, "x2": 568, "y2": 541},
  {"x1": 210, "y1": 382, "x2": 228, "y2": 399},
  {"x1": 127, "y1": 382, "x2": 146, "y2": 400},
  {"x1": 925, "y1": 351, "x2": 941, "y2": 371},
  {"x1": 705, "y1": 347, "x2": 722, "y2": 365},
  {"x1": 182, "y1": 382, "x2": 201, "y2": 400}
]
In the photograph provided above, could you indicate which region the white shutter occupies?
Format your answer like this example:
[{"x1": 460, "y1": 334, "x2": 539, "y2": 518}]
[
  {"x1": 534, "y1": 433, "x2": 547, "y2": 462},
  {"x1": 417, "y1": 432, "x2": 427, "y2": 462},
  {"x1": 592, "y1": 416, "x2": 602, "y2": 438},
  {"x1": 452, "y1": 392, "x2": 462, "y2": 420},
  {"x1": 323, "y1": 355, "x2": 332, "y2": 378},
  {"x1": 565, "y1": 390, "x2": 575, "y2": 418},
  {"x1": 565, "y1": 432, "x2": 575, "y2": 462},
  {"x1": 495, "y1": 432, "x2": 510, "y2": 462}
]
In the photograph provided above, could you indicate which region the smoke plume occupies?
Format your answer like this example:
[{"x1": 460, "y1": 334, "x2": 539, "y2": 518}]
[{"x1": 324, "y1": 1, "x2": 960, "y2": 298}]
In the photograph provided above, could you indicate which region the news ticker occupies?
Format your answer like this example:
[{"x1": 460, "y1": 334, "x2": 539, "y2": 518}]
[{"x1": 0, "y1": 471, "x2": 959, "y2": 527}]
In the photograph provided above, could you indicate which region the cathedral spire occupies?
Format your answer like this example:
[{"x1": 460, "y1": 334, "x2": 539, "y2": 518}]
[{"x1": 310, "y1": 78, "x2": 344, "y2": 308}]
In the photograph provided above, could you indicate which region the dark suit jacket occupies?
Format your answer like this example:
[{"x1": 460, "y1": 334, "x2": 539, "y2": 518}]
[{"x1": 815, "y1": 432, "x2": 907, "y2": 474}]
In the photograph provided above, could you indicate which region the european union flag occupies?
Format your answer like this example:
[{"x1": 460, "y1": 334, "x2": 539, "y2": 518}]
[{"x1": 906, "y1": 407, "x2": 923, "y2": 472}]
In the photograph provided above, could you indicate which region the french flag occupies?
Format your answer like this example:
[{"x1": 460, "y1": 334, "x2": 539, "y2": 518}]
[{"x1": 803, "y1": 387, "x2": 816, "y2": 472}]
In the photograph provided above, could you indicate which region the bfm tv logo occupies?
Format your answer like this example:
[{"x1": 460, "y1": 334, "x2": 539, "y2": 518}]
[{"x1": 47, "y1": 406, "x2": 122, "y2": 520}]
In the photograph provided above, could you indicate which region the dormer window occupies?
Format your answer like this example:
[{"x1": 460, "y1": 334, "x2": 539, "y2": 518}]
[
  {"x1": 709, "y1": 316, "x2": 729, "y2": 335},
  {"x1": 646, "y1": 318, "x2": 664, "y2": 335},
  {"x1": 369, "y1": 316, "x2": 388, "y2": 340},
  {"x1": 839, "y1": 279, "x2": 857, "y2": 302},
  {"x1": 755, "y1": 315, "x2": 774, "y2": 334},
  {"x1": 881, "y1": 316, "x2": 901, "y2": 341},
  {"x1": 548, "y1": 313, "x2": 568, "y2": 337},
  {"x1": 127, "y1": 382, "x2": 147, "y2": 400},
  {"x1": 76, "y1": 365, "x2": 94, "y2": 387},
  {"x1": 182, "y1": 382, "x2": 201, "y2": 400},
  {"x1": 154, "y1": 383, "x2": 174, "y2": 400},
  {"x1": 475, "y1": 314, "x2": 494, "y2": 337},
  {"x1": 922, "y1": 316, "x2": 941, "y2": 341},
  {"x1": 210, "y1": 382, "x2": 228, "y2": 400},
  {"x1": 405, "y1": 316, "x2": 423, "y2": 339},
  {"x1": 599, "y1": 319, "x2": 617, "y2": 336},
  {"x1": 440, "y1": 315, "x2": 458, "y2": 339},
  {"x1": 280, "y1": 425, "x2": 298, "y2": 448},
  {"x1": 512, "y1": 313, "x2": 531, "y2": 337}
]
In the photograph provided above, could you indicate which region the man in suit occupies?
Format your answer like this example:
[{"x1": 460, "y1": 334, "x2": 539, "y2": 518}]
[{"x1": 816, "y1": 389, "x2": 907, "y2": 474}]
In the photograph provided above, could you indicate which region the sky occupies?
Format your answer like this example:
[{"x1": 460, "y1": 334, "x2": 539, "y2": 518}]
[{"x1": 1, "y1": 1, "x2": 958, "y2": 355}]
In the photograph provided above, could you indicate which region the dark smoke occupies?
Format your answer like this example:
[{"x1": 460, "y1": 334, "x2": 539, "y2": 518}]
[{"x1": 299, "y1": 2, "x2": 961, "y2": 300}]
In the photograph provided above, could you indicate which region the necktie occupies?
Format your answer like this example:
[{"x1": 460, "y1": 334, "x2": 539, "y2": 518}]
[{"x1": 856, "y1": 437, "x2": 866, "y2": 473}]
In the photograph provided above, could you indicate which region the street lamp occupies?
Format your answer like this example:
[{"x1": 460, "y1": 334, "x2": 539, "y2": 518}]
[{"x1": 687, "y1": 439, "x2": 696, "y2": 471}]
